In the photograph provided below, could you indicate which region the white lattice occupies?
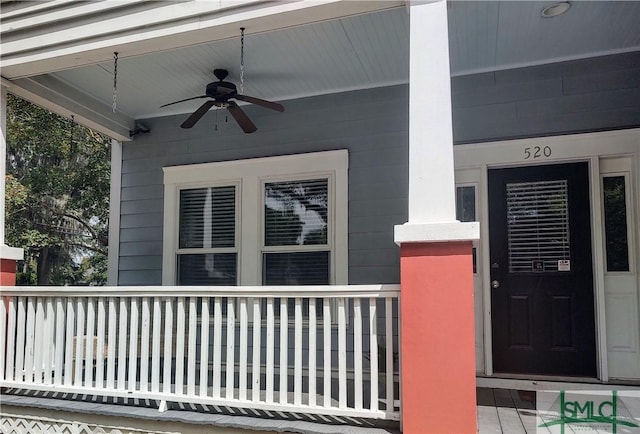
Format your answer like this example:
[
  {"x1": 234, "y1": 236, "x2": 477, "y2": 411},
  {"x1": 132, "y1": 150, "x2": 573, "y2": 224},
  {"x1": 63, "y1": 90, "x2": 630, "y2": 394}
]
[{"x1": 0, "y1": 414, "x2": 179, "y2": 434}]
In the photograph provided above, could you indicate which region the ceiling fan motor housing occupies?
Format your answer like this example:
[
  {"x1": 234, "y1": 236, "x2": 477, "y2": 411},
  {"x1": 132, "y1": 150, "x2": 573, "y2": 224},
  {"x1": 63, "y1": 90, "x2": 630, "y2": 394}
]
[{"x1": 206, "y1": 81, "x2": 237, "y2": 99}]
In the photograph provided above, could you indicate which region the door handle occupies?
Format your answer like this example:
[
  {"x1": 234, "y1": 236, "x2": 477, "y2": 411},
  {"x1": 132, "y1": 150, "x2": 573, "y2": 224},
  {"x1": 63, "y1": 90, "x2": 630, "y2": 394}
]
[{"x1": 491, "y1": 280, "x2": 500, "y2": 289}]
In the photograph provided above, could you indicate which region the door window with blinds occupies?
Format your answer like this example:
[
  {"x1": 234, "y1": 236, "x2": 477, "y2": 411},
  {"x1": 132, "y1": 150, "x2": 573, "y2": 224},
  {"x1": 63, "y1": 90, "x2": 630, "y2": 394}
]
[
  {"x1": 163, "y1": 150, "x2": 348, "y2": 286},
  {"x1": 506, "y1": 179, "x2": 570, "y2": 273}
]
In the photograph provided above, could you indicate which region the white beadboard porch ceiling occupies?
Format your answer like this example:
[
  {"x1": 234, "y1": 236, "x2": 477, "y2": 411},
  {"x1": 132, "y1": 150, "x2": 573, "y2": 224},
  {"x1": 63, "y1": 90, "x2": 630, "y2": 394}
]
[{"x1": 48, "y1": 1, "x2": 640, "y2": 120}]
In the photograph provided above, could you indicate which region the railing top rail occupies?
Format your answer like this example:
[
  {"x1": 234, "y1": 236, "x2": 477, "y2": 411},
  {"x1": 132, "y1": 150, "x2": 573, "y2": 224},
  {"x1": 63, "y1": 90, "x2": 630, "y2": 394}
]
[{"x1": 0, "y1": 284, "x2": 401, "y2": 298}]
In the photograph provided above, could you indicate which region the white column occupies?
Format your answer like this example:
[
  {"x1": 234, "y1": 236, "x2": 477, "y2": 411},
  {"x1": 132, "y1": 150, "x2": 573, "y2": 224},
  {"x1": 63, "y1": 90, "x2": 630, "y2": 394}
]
[
  {"x1": 107, "y1": 139, "x2": 122, "y2": 285},
  {"x1": 1, "y1": 86, "x2": 25, "y2": 260},
  {"x1": 395, "y1": 0, "x2": 478, "y2": 243}
]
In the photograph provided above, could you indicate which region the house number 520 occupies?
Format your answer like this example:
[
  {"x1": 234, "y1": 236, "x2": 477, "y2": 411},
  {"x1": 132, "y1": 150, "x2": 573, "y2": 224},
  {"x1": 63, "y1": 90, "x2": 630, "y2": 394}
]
[{"x1": 524, "y1": 145, "x2": 552, "y2": 160}]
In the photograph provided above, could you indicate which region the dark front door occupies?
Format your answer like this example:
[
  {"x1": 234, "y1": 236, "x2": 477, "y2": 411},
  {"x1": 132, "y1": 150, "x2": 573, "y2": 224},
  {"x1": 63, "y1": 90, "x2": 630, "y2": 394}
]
[{"x1": 489, "y1": 162, "x2": 596, "y2": 376}]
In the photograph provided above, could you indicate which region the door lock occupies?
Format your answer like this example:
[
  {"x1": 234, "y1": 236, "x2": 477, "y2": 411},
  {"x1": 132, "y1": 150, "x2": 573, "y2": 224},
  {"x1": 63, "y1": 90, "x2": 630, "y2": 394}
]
[{"x1": 491, "y1": 280, "x2": 500, "y2": 289}]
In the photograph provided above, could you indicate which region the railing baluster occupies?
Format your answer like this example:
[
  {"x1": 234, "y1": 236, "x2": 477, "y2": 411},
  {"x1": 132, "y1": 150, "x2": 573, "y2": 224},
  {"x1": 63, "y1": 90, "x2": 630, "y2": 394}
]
[
  {"x1": 5, "y1": 297, "x2": 16, "y2": 382},
  {"x1": 308, "y1": 298, "x2": 316, "y2": 407},
  {"x1": 64, "y1": 298, "x2": 75, "y2": 387},
  {"x1": 385, "y1": 297, "x2": 394, "y2": 412},
  {"x1": 265, "y1": 297, "x2": 274, "y2": 404},
  {"x1": 225, "y1": 298, "x2": 235, "y2": 400},
  {"x1": 212, "y1": 297, "x2": 222, "y2": 398},
  {"x1": 164, "y1": 298, "x2": 174, "y2": 395},
  {"x1": 24, "y1": 297, "x2": 36, "y2": 383},
  {"x1": 175, "y1": 297, "x2": 186, "y2": 396},
  {"x1": 42, "y1": 297, "x2": 56, "y2": 384},
  {"x1": 128, "y1": 298, "x2": 139, "y2": 393},
  {"x1": 95, "y1": 297, "x2": 106, "y2": 389},
  {"x1": 0, "y1": 297, "x2": 8, "y2": 381},
  {"x1": 74, "y1": 298, "x2": 85, "y2": 386},
  {"x1": 294, "y1": 297, "x2": 302, "y2": 406},
  {"x1": 33, "y1": 298, "x2": 45, "y2": 384},
  {"x1": 14, "y1": 297, "x2": 26, "y2": 382},
  {"x1": 186, "y1": 297, "x2": 197, "y2": 396},
  {"x1": 117, "y1": 297, "x2": 128, "y2": 390},
  {"x1": 199, "y1": 297, "x2": 209, "y2": 397},
  {"x1": 338, "y1": 297, "x2": 347, "y2": 409},
  {"x1": 369, "y1": 298, "x2": 378, "y2": 411},
  {"x1": 106, "y1": 297, "x2": 117, "y2": 389},
  {"x1": 251, "y1": 298, "x2": 261, "y2": 402},
  {"x1": 56, "y1": 298, "x2": 67, "y2": 386},
  {"x1": 85, "y1": 298, "x2": 95, "y2": 388},
  {"x1": 139, "y1": 297, "x2": 150, "y2": 393},
  {"x1": 44, "y1": 298, "x2": 55, "y2": 385},
  {"x1": 354, "y1": 298, "x2": 363, "y2": 410},
  {"x1": 279, "y1": 299, "x2": 288, "y2": 405},
  {"x1": 323, "y1": 298, "x2": 331, "y2": 409},
  {"x1": 151, "y1": 297, "x2": 161, "y2": 393},
  {"x1": 239, "y1": 298, "x2": 248, "y2": 401}
]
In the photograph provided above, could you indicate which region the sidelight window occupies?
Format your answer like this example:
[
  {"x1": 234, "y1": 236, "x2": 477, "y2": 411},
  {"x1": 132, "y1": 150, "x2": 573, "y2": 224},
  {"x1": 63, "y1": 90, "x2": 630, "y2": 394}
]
[{"x1": 602, "y1": 175, "x2": 630, "y2": 272}]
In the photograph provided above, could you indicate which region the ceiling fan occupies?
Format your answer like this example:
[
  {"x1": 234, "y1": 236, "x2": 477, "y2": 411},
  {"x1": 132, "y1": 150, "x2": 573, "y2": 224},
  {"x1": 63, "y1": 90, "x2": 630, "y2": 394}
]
[{"x1": 160, "y1": 68, "x2": 284, "y2": 133}]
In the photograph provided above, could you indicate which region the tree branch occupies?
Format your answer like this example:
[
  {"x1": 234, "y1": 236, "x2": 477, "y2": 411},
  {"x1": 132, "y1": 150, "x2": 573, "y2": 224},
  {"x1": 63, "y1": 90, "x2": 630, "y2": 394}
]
[
  {"x1": 63, "y1": 241, "x2": 107, "y2": 256},
  {"x1": 39, "y1": 200, "x2": 103, "y2": 244}
]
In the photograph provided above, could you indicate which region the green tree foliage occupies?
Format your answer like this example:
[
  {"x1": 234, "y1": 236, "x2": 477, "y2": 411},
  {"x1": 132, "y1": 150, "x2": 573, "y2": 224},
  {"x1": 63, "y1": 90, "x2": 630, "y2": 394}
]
[{"x1": 5, "y1": 94, "x2": 110, "y2": 285}]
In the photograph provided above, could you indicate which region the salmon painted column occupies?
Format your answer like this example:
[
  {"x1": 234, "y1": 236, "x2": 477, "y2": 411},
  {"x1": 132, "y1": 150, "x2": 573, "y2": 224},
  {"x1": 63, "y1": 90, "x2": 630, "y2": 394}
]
[
  {"x1": 394, "y1": 2, "x2": 479, "y2": 433},
  {"x1": 1, "y1": 86, "x2": 25, "y2": 286}
]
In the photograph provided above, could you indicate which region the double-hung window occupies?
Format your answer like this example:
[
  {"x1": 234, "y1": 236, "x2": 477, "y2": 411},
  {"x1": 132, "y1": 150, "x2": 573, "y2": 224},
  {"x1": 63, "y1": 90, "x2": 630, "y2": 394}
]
[{"x1": 162, "y1": 150, "x2": 348, "y2": 286}]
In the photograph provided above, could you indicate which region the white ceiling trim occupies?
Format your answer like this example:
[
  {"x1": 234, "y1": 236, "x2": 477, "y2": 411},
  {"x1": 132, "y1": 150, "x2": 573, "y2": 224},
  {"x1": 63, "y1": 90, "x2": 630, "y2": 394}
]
[{"x1": 1, "y1": 0, "x2": 404, "y2": 79}]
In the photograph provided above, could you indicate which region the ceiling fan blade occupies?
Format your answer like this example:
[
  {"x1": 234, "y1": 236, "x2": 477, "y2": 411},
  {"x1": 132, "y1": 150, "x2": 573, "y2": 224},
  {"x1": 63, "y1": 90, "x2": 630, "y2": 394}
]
[
  {"x1": 160, "y1": 95, "x2": 209, "y2": 108},
  {"x1": 227, "y1": 101, "x2": 257, "y2": 133},
  {"x1": 181, "y1": 100, "x2": 217, "y2": 128},
  {"x1": 235, "y1": 94, "x2": 285, "y2": 112}
]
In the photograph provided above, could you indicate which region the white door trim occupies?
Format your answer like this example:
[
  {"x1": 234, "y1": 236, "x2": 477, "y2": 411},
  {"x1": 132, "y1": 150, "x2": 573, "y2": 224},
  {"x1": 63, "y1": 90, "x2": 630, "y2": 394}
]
[{"x1": 455, "y1": 128, "x2": 640, "y2": 381}]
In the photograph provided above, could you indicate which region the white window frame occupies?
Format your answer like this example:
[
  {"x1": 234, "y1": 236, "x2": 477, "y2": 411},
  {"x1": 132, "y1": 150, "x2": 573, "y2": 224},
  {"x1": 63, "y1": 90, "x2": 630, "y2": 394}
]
[{"x1": 162, "y1": 150, "x2": 349, "y2": 286}]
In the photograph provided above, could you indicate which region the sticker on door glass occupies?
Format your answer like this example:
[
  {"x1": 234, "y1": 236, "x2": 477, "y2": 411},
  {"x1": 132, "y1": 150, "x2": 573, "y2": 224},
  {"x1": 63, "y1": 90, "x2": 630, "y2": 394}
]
[{"x1": 558, "y1": 260, "x2": 570, "y2": 271}]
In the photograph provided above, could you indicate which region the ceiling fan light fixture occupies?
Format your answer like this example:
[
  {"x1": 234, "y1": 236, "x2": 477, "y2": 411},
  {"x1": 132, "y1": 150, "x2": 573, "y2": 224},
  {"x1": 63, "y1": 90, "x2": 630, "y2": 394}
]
[{"x1": 541, "y1": 2, "x2": 571, "y2": 18}]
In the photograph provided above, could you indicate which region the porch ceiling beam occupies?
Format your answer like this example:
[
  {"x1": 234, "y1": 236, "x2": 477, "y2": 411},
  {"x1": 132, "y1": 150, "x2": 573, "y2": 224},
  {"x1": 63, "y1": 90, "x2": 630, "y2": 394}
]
[
  {"x1": 2, "y1": 75, "x2": 134, "y2": 142},
  {"x1": 1, "y1": 0, "x2": 404, "y2": 79}
]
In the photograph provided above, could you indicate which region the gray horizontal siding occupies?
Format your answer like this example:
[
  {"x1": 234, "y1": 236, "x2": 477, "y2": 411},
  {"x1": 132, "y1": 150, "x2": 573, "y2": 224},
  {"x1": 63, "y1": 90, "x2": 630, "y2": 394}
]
[
  {"x1": 452, "y1": 51, "x2": 640, "y2": 143},
  {"x1": 118, "y1": 52, "x2": 640, "y2": 286},
  {"x1": 119, "y1": 85, "x2": 409, "y2": 285}
]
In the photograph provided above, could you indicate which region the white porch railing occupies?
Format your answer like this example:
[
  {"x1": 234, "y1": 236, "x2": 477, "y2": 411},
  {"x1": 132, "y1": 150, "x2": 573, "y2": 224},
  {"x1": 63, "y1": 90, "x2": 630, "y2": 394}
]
[{"x1": 0, "y1": 285, "x2": 400, "y2": 421}]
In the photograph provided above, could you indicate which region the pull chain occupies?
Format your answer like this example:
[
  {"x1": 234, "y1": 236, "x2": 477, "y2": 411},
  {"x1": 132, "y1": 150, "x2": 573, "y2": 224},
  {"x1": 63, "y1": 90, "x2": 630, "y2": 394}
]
[
  {"x1": 240, "y1": 27, "x2": 245, "y2": 95},
  {"x1": 112, "y1": 52, "x2": 119, "y2": 113}
]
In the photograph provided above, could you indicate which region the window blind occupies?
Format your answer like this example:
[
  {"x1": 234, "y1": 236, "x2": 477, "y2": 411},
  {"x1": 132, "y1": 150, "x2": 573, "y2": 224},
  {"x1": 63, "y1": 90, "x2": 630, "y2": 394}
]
[
  {"x1": 178, "y1": 186, "x2": 237, "y2": 285},
  {"x1": 507, "y1": 180, "x2": 570, "y2": 273}
]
